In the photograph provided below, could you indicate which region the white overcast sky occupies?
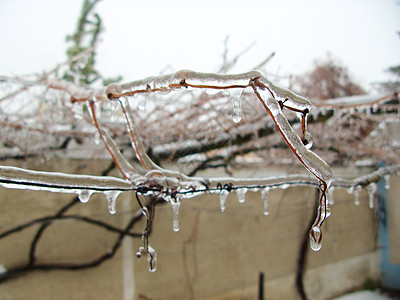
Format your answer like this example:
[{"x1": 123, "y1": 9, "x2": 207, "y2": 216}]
[{"x1": 0, "y1": 0, "x2": 399, "y2": 92}]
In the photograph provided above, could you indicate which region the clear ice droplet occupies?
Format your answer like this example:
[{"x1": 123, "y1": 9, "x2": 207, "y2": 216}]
[
  {"x1": 78, "y1": 189, "x2": 93, "y2": 203},
  {"x1": 303, "y1": 131, "x2": 314, "y2": 149},
  {"x1": 171, "y1": 198, "x2": 181, "y2": 232},
  {"x1": 384, "y1": 174, "x2": 391, "y2": 190},
  {"x1": 309, "y1": 226, "x2": 322, "y2": 251},
  {"x1": 137, "y1": 95, "x2": 147, "y2": 111},
  {"x1": 367, "y1": 182, "x2": 377, "y2": 209},
  {"x1": 261, "y1": 187, "x2": 270, "y2": 215},
  {"x1": 104, "y1": 190, "x2": 121, "y2": 214},
  {"x1": 353, "y1": 185, "x2": 361, "y2": 206},
  {"x1": 147, "y1": 245, "x2": 157, "y2": 272},
  {"x1": 236, "y1": 187, "x2": 248, "y2": 203},
  {"x1": 219, "y1": 189, "x2": 229, "y2": 212},
  {"x1": 110, "y1": 101, "x2": 119, "y2": 122},
  {"x1": 229, "y1": 89, "x2": 243, "y2": 123}
]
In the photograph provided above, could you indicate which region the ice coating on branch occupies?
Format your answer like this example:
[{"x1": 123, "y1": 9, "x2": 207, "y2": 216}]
[
  {"x1": 99, "y1": 128, "x2": 137, "y2": 180},
  {"x1": 261, "y1": 187, "x2": 270, "y2": 215},
  {"x1": 104, "y1": 190, "x2": 121, "y2": 214},
  {"x1": 0, "y1": 166, "x2": 132, "y2": 193},
  {"x1": 170, "y1": 197, "x2": 181, "y2": 232},
  {"x1": 78, "y1": 189, "x2": 94, "y2": 203},
  {"x1": 236, "y1": 187, "x2": 247, "y2": 203},
  {"x1": 229, "y1": 88, "x2": 243, "y2": 123},
  {"x1": 46, "y1": 78, "x2": 93, "y2": 100},
  {"x1": 310, "y1": 226, "x2": 322, "y2": 251},
  {"x1": 105, "y1": 83, "x2": 123, "y2": 96},
  {"x1": 253, "y1": 87, "x2": 332, "y2": 183},
  {"x1": 256, "y1": 75, "x2": 311, "y2": 112},
  {"x1": 366, "y1": 182, "x2": 377, "y2": 209},
  {"x1": 175, "y1": 70, "x2": 261, "y2": 88},
  {"x1": 94, "y1": 87, "x2": 108, "y2": 101},
  {"x1": 219, "y1": 189, "x2": 229, "y2": 212},
  {"x1": 274, "y1": 113, "x2": 332, "y2": 182},
  {"x1": 180, "y1": 181, "x2": 206, "y2": 198}
]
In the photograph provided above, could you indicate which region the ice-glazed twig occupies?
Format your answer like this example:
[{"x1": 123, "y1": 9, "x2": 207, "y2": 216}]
[
  {"x1": 97, "y1": 70, "x2": 332, "y2": 182},
  {"x1": 88, "y1": 100, "x2": 136, "y2": 180},
  {"x1": 11, "y1": 70, "x2": 337, "y2": 251},
  {"x1": 0, "y1": 166, "x2": 132, "y2": 193}
]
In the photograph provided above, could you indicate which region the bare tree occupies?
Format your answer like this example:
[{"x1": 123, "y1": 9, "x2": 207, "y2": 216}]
[{"x1": 293, "y1": 54, "x2": 366, "y2": 100}]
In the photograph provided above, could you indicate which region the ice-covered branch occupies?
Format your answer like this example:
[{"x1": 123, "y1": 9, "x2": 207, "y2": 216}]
[{"x1": 0, "y1": 166, "x2": 132, "y2": 193}]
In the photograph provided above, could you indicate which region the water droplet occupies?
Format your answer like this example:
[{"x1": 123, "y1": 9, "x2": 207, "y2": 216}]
[
  {"x1": 136, "y1": 246, "x2": 144, "y2": 258},
  {"x1": 219, "y1": 189, "x2": 229, "y2": 212},
  {"x1": 78, "y1": 189, "x2": 93, "y2": 203},
  {"x1": 280, "y1": 183, "x2": 290, "y2": 190},
  {"x1": 171, "y1": 197, "x2": 181, "y2": 232},
  {"x1": 261, "y1": 187, "x2": 270, "y2": 215},
  {"x1": 104, "y1": 190, "x2": 121, "y2": 214},
  {"x1": 309, "y1": 226, "x2": 322, "y2": 251},
  {"x1": 303, "y1": 131, "x2": 314, "y2": 149},
  {"x1": 229, "y1": 89, "x2": 243, "y2": 123},
  {"x1": 236, "y1": 187, "x2": 248, "y2": 203},
  {"x1": 367, "y1": 182, "x2": 377, "y2": 209},
  {"x1": 384, "y1": 174, "x2": 391, "y2": 190}
]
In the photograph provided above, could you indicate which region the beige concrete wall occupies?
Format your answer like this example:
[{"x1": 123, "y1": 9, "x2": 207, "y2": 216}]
[{"x1": 0, "y1": 159, "x2": 396, "y2": 299}]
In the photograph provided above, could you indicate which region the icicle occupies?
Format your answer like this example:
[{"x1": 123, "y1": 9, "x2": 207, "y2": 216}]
[
  {"x1": 170, "y1": 196, "x2": 181, "y2": 232},
  {"x1": 104, "y1": 190, "x2": 121, "y2": 214},
  {"x1": 309, "y1": 180, "x2": 331, "y2": 251},
  {"x1": 236, "y1": 187, "x2": 248, "y2": 203},
  {"x1": 229, "y1": 88, "x2": 243, "y2": 123},
  {"x1": 384, "y1": 174, "x2": 391, "y2": 190},
  {"x1": 94, "y1": 101, "x2": 102, "y2": 119},
  {"x1": 72, "y1": 104, "x2": 84, "y2": 120},
  {"x1": 110, "y1": 100, "x2": 119, "y2": 122},
  {"x1": 137, "y1": 94, "x2": 147, "y2": 111},
  {"x1": 354, "y1": 185, "x2": 361, "y2": 206},
  {"x1": 147, "y1": 245, "x2": 157, "y2": 272},
  {"x1": 135, "y1": 243, "x2": 157, "y2": 272},
  {"x1": 328, "y1": 186, "x2": 335, "y2": 205},
  {"x1": 261, "y1": 187, "x2": 270, "y2": 215},
  {"x1": 94, "y1": 130, "x2": 101, "y2": 145},
  {"x1": 366, "y1": 182, "x2": 377, "y2": 209},
  {"x1": 78, "y1": 189, "x2": 94, "y2": 203},
  {"x1": 310, "y1": 226, "x2": 322, "y2": 251},
  {"x1": 347, "y1": 185, "x2": 361, "y2": 205},
  {"x1": 219, "y1": 189, "x2": 229, "y2": 212}
]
